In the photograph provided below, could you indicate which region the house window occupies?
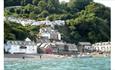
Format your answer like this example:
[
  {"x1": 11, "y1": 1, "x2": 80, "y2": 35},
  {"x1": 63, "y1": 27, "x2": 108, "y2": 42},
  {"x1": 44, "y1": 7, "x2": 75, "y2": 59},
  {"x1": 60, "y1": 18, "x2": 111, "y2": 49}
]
[{"x1": 20, "y1": 46, "x2": 27, "y2": 49}]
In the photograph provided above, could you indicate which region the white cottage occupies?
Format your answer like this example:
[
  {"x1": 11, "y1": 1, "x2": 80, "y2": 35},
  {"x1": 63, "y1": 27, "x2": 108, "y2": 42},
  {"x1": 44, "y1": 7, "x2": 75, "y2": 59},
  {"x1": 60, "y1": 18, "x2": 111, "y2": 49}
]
[
  {"x1": 4, "y1": 38, "x2": 37, "y2": 54},
  {"x1": 92, "y1": 42, "x2": 111, "y2": 52},
  {"x1": 39, "y1": 27, "x2": 61, "y2": 40}
]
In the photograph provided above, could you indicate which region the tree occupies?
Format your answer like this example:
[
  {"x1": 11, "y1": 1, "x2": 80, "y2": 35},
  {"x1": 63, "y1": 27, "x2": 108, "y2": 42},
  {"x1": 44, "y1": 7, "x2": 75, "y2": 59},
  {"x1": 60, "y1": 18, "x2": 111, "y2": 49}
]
[
  {"x1": 4, "y1": 21, "x2": 28, "y2": 41},
  {"x1": 4, "y1": 0, "x2": 21, "y2": 7},
  {"x1": 60, "y1": 1, "x2": 68, "y2": 13},
  {"x1": 39, "y1": 10, "x2": 49, "y2": 18},
  {"x1": 38, "y1": 0, "x2": 47, "y2": 12},
  {"x1": 24, "y1": 4, "x2": 34, "y2": 13},
  {"x1": 24, "y1": 25, "x2": 40, "y2": 42},
  {"x1": 4, "y1": 21, "x2": 16, "y2": 40},
  {"x1": 47, "y1": 0, "x2": 60, "y2": 13},
  {"x1": 66, "y1": 2, "x2": 110, "y2": 43},
  {"x1": 34, "y1": 6, "x2": 40, "y2": 14},
  {"x1": 85, "y1": 2, "x2": 111, "y2": 26},
  {"x1": 67, "y1": 0, "x2": 93, "y2": 13},
  {"x1": 32, "y1": 0, "x2": 40, "y2": 6},
  {"x1": 21, "y1": 0, "x2": 27, "y2": 6},
  {"x1": 20, "y1": 0, "x2": 32, "y2": 6},
  {"x1": 4, "y1": 9, "x2": 12, "y2": 16},
  {"x1": 48, "y1": 14, "x2": 60, "y2": 21},
  {"x1": 15, "y1": 8, "x2": 21, "y2": 14},
  {"x1": 29, "y1": 12, "x2": 36, "y2": 19}
]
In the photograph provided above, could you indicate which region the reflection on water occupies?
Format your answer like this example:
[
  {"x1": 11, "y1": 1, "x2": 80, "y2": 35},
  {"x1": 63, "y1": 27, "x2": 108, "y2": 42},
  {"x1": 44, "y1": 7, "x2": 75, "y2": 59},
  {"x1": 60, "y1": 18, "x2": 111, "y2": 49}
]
[{"x1": 4, "y1": 57, "x2": 110, "y2": 70}]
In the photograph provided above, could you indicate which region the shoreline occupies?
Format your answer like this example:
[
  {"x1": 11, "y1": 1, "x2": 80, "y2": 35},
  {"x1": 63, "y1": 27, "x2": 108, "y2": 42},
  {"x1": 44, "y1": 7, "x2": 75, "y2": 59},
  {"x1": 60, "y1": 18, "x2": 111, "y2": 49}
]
[
  {"x1": 90, "y1": 52, "x2": 111, "y2": 58},
  {"x1": 4, "y1": 54, "x2": 70, "y2": 60},
  {"x1": 4, "y1": 53, "x2": 110, "y2": 61}
]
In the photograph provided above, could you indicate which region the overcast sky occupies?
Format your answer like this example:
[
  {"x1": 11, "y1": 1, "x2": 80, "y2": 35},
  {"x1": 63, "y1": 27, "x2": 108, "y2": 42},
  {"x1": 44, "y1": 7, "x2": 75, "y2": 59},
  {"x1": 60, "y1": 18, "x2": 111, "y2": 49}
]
[{"x1": 59, "y1": 0, "x2": 111, "y2": 7}]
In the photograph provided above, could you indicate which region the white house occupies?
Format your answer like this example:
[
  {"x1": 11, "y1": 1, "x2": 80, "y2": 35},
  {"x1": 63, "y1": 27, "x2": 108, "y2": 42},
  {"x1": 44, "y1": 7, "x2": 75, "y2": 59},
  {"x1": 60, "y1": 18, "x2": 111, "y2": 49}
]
[
  {"x1": 39, "y1": 27, "x2": 61, "y2": 40},
  {"x1": 92, "y1": 42, "x2": 111, "y2": 52},
  {"x1": 4, "y1": 38, "x2": 37, "y2": 54}
]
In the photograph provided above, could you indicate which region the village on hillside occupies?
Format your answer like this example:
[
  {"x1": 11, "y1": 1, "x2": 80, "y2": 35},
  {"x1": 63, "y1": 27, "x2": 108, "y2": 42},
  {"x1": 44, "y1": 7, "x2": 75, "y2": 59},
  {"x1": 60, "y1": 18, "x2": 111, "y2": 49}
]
[
  {"x1": 4, "y1": 0, "x2": 111, "y2": 70},
  {"x1": 4, "y1": 23, "x2": 111, "y2": 58},
  {"x1": 4, "y1": 0, "x2": 111, "y2": 59},
  {"x1": 4, "y1": 16, "x2": 65, "y2": 26}
]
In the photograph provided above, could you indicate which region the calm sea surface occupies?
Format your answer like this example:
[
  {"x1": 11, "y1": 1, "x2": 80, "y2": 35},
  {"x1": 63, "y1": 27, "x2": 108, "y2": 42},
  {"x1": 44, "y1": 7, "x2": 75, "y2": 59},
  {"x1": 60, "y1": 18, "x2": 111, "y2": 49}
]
[{"x1": 4, "y1": 57, "x2": 110, "y2": 70}]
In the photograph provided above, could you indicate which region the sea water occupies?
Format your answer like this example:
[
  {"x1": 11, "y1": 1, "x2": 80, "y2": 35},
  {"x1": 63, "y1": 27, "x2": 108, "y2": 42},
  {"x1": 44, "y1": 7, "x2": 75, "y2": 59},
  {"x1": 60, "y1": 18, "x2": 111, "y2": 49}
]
[{"x1": 4, "y1": 57, "x2": 110, "y2": 70}]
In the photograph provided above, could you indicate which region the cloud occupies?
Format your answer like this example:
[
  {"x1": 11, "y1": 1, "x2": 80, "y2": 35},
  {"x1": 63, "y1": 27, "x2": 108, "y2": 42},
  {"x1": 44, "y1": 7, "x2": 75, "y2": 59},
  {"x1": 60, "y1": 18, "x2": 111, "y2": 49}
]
[
  {"x1": 94, "y1": 0, "x2": 111, "y2": 7},
  {"x1": 59, "y1": 0, "x2": 69, "y2": 2}
]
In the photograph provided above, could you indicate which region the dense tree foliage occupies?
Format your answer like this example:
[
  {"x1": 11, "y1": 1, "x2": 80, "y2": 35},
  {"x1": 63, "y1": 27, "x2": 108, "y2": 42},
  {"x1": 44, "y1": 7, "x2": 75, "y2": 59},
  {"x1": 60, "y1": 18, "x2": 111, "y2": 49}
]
[
  {"x1": 67, "y1": 0, "x2": 93, "y2": 13},
  {"x1": 4, "y1": 0, "x2": 110, "y2": 44},
  {"x1": 55, "y1": 2, "x2": 110, "y2": 44},
  {"x1": 4, "y1": 0, "x2": 33, "y2": 7},
  {"x1": 4, "y1": 21, "x2": 40, "y2": 42},
  {"x1": 5, "y1": 0, "x2": 60, "y2": 19}
]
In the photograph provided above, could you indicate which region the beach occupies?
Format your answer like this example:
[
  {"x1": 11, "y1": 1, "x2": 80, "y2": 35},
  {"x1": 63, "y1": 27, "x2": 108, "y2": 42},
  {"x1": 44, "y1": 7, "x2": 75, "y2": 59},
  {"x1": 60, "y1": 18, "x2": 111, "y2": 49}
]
[
  {"x1": 4, "y1": 54, "x2": 70, "y2": 60},
  {"x1": 4, "y1": 52, "x2": 110, "y2": 61}
]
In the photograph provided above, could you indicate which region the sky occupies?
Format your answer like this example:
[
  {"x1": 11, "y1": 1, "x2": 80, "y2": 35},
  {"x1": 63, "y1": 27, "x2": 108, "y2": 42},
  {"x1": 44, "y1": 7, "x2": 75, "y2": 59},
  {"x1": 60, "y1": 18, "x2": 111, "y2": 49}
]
[{"x1": 59, "y1": 0, "x2": 112, "y2": 7}]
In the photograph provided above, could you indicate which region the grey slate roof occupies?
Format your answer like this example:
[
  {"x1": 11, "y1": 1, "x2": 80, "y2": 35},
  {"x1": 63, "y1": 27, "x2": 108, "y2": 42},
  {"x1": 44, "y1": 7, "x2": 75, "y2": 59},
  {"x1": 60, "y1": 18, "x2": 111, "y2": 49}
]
[{"x1": 7, "y1": 41, "x2": 36, "y2": 45}]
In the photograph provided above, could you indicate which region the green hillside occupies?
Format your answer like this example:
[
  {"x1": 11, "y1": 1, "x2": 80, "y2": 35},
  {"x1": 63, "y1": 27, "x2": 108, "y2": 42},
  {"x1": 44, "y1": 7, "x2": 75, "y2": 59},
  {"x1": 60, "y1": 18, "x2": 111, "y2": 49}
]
[{"x1": 4, "y1": 0, "x2": 111, "y2": 44}]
